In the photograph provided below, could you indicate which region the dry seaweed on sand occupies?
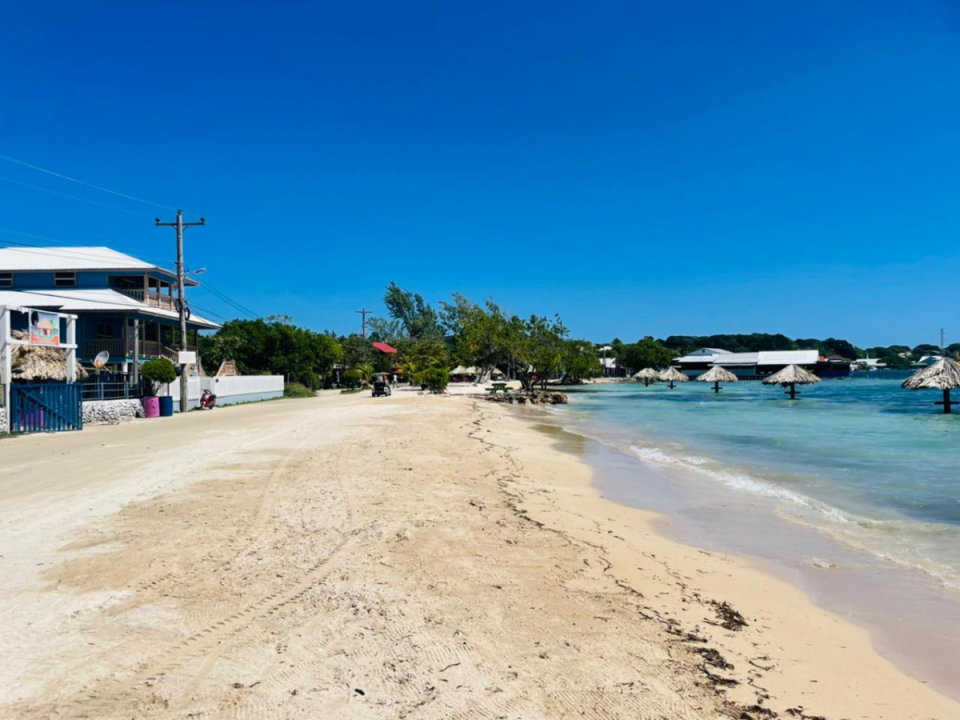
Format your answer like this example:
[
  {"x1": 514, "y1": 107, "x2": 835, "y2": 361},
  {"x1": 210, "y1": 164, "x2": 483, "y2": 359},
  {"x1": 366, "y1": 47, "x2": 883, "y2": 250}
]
[{"x1": 709, "y1": 600, "x2": 748, "y2": 631}]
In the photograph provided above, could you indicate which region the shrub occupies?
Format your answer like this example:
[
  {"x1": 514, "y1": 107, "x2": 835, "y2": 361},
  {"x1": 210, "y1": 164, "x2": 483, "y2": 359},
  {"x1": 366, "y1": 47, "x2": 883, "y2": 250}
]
[
  {"x1": 140, "y1": 358, "x2": 177, "y2": 395},
  {"x1": 284, "y1": 382, "x2": 315, "y2": 398},
  {"x1": 343, "y1": 369, "x2": 363, "y2": 389},
  {"x1": 421, "y1": 367, "x2": 450, "y2": 394}
]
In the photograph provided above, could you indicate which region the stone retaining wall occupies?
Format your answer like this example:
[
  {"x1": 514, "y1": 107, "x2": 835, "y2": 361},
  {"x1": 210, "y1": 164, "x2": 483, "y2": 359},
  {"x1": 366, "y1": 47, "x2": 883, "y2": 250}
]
[{"x1": 82, "y1": 399, "x2": 144, "y2": 425}]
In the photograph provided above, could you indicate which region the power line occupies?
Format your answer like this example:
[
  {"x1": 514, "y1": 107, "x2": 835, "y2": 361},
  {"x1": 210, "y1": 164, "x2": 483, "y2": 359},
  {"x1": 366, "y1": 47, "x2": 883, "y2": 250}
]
[
  {"x1": 192, "y1": 278, "x2": 260, "y2": 320},
  {"x1": 0, "y1": 175, "x2": 153, "y2": 217},
  {"x1": 0, "y1": 153, "x2": 198, "y2": 216}
]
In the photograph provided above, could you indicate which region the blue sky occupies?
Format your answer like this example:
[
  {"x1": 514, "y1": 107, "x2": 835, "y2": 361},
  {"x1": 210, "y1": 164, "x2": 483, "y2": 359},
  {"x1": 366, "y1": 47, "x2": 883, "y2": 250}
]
[{"x1": 2, "y1": 1, "x2": 959, "y2": 346}]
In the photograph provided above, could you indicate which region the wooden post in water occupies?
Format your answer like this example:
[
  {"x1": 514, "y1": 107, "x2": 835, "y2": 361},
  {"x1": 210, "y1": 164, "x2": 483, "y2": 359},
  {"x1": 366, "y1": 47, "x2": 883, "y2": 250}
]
[
  {"x1": 934, "y1": 388, "x2": 956, "y2": 414},
  {"x1": 713, "y1": 380, "x2": 720, "y2": 394},
  {"x1": 786, "y1": 383, "x2": 798, "y2": 400}
]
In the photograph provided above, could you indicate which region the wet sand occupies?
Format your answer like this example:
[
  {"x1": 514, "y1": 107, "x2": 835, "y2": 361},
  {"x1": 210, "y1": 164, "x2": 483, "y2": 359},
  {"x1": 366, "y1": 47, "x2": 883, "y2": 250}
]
[
  {"x1": 0, "y1": 391, "x2": 956, "y2": 718},
  {"x1": 526, "y1": 413, "x2": 960, "y2": 701}
]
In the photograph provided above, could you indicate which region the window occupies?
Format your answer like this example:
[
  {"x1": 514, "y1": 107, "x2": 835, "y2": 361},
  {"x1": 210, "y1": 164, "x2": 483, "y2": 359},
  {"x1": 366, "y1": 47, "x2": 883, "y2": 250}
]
[
  {"x1": 55, "y1": 272, "x2": 76, "y2": 288},
  {"x1": 95, "y1": 323, "x2": 115, "y2": 339},
  {"x1": 0, "y1": 273, "x2": 11, "y2": 289}
]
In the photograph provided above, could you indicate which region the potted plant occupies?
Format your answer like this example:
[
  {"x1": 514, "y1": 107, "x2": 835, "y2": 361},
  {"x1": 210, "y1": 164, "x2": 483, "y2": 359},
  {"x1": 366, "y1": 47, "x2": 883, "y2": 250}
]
[{"x1": 140, "y1": 358, "x2": 177, "y2": 417}]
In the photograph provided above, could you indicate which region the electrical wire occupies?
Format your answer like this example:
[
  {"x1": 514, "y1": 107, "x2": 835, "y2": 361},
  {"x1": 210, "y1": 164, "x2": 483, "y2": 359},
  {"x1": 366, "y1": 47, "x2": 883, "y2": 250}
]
[
  {"x1": 0, "y1": 175, "x2": 154, "y2": 217},
  {"x1": 0, "y1": 153, "x2": 199, "y2": 217}
]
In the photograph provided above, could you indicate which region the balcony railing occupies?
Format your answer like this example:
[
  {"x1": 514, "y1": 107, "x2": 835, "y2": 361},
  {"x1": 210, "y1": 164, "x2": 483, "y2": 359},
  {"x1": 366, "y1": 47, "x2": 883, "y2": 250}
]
[
  {"x1": 83, "y1": 338, "x2": 196, "y2": 359},
  {"x1": 83, "y1": 338, "x2": 129, "y2": 357},
  {"x1": 116, "y1": 288, "x2": 177, "y2": 311}
]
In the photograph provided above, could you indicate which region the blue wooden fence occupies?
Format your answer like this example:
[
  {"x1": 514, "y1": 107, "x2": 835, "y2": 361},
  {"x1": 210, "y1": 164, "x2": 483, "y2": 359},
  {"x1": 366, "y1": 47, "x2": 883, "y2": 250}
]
[{"x1": 10, "y1": 383, "x2": 83, "y2": 433}]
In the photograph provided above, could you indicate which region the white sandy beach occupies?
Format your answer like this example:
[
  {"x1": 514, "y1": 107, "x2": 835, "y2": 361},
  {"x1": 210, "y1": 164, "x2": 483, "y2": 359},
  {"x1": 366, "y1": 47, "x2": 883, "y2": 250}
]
[{"x1": 0, "y1": 390, "x2": 957, "y2": 719}]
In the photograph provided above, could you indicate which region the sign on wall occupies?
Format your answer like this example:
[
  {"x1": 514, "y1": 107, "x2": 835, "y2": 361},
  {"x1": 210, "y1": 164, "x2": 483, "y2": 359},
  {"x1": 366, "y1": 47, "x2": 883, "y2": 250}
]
[
  {"x1": 178, "y1": 350, "x2": 197, "y2": 365},
  {"x1": 30, "y1": 311, "x2": 61, "y2": 346}
]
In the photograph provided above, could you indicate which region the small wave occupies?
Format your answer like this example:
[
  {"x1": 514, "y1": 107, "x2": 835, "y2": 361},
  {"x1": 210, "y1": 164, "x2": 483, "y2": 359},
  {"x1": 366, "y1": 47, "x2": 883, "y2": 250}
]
[{"x1": 628, "y1": 445, "x2": 960, "y2": 590}]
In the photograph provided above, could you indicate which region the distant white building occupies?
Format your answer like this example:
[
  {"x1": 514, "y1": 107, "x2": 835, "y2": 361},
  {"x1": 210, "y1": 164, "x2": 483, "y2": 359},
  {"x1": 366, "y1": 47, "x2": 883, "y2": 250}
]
[{"x1": 672, "y1": 348, "x2": 821, "y2": 379}]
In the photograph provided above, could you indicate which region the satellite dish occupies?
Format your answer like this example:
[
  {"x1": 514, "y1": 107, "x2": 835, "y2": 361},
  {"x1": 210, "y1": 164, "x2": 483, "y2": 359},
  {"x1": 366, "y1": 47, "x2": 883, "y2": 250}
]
[{"x1": 93, "y1": 351, "x2": 110, "y2": 369}]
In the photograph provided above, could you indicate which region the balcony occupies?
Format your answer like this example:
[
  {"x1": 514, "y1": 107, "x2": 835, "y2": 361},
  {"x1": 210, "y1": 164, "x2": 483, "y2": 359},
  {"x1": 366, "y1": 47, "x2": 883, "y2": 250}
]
[
  {"x1": 83, "y1": 338, "x2": 197, "y2": 360},
  {"x1": 83, "y1": 338, "x2": 129, "y2": 357},
  {"x1": 116, "y1": 288, "x2": 177, "y2": 311}
]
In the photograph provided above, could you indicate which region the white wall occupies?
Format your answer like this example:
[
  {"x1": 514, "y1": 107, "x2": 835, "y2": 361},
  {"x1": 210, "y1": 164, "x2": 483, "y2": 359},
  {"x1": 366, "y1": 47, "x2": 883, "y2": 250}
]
[{"x1": 164, "y1": 375, "x2": 284, "y2": 410}]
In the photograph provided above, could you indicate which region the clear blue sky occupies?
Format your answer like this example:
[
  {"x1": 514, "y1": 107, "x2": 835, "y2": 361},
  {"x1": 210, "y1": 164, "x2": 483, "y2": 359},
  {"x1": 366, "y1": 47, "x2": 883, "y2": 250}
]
[{"x1": 2, "y1": 1, "x2": 959, "y2": 346}]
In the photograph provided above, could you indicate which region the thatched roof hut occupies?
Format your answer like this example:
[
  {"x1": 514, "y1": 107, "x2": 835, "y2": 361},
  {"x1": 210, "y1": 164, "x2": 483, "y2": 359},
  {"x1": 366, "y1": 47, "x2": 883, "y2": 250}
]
[
  {"x1": 633, "y1": 367, "x2": 659, "y2": 386},
  {"x1": 762, "y1": 364, "x2": 819, "y2": 399},
  {"x1": 659, "y1": 366, "x2": 689, "y2": 389},
  {"x1": 1, "y1": 331, "x2": 88, "y2": 383},
  {"x1": 696, "y1": 365, "x2": 738, "y2": 394},
  {"x1": 902, "y1": 357, "x2": 960, "y2": 413}
]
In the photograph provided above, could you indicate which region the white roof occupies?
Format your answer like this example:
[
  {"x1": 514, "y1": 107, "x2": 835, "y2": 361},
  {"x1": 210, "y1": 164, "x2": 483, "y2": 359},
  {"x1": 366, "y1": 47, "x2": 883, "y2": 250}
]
[
  {"x1": 0, "y1": 246, "x2": 166, "y2": 272},
  {"x1": 0, "y1": 289, "x2": 219, "y2": 329},
  {"x1": 600, "y1": 357, "x2": 618, "y2": 368},
  {"x1": 674, "y1": 349, "x2": 819, "y2": 366},
  {"x1": 713, "y1": 352, "x2": 759, "y2": 365},
  {"x1": 757, "y1": 350, "x2": 819, "y2": 366}
]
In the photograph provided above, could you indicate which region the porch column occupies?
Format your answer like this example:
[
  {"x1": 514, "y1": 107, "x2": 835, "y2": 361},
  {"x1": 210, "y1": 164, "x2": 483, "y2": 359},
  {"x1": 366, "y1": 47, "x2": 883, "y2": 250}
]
[
  {"x1": 1, "y1": 307, "x2": 11, "y2": 434},
  {"x1": 133, "y1": 319, "x2": 140, "y2": 384}
]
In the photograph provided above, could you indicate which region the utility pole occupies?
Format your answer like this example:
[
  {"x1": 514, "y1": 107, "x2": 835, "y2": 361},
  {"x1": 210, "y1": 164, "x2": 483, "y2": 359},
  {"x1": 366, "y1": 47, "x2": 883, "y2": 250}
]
[
  {"x1": 356, "y1": 308, "x2": 370, "y2": 340},
  {"x1": 156, "y1": 210, "x2": 205, "y2": 413}
]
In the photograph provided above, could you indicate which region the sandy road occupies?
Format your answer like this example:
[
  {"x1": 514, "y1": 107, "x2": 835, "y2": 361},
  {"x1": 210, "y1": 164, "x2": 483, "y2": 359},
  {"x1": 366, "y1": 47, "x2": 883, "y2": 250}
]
[{"x1": 0, "y1": 393, "x2": 729, "y2": 719}]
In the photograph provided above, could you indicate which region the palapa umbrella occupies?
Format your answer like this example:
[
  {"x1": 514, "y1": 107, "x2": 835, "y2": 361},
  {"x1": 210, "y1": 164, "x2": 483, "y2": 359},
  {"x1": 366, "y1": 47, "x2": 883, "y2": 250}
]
[
  {"x1": 633, "y1": 367, "x2": 659, "y2": 386},
  {"x1": 762, "y1": 364, "x2": 820, "y2": 400},
  {"x1": 658, "y1": 366, "x2": 689, "y2": 390},
  {"x1": 901, "y1": 357, "x2": 960, "y2": 414},
  {"x1": 696, "y1": 365, "x2": 738, "y2": 394},
  {"x1": 1, "y1": 331, "x2": 88, "y2": 382}
]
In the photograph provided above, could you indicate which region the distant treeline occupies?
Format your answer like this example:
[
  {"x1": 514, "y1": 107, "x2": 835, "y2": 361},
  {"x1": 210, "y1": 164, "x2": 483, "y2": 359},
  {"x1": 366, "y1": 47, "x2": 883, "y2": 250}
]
[{"x1": 648, "y1": 334, "x2": 958, "y2": 363}]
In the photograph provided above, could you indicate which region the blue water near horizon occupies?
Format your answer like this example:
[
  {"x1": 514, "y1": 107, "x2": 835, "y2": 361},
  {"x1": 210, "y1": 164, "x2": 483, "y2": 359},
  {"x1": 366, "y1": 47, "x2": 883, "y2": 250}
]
[{"x1": 556, "y1": 374, "x2": 960, "y2": 590}]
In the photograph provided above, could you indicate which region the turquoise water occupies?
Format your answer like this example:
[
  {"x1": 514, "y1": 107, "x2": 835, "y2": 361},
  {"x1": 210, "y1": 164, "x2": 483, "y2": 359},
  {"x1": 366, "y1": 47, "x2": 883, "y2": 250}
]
[{"x1": 557, "y1": 375, "x2": 960, "y2": 589}]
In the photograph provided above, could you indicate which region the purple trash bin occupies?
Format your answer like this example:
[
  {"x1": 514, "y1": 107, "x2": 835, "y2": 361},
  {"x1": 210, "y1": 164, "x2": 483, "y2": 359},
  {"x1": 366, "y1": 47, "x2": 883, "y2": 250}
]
[{"x1": 143, "y1": 396, "x2": 160, "y2": 418}]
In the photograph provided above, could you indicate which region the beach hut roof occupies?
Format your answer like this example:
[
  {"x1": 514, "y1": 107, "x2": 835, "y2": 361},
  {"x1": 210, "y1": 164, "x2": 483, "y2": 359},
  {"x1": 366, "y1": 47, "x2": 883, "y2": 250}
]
[
  {"x1": 696, "y1": 365, "x2": 738, "y2": 383},
  {"x1": 901, "y1": 357, "x2": 960, "y2": 390},
  {"x1": 762, "y1": 364, "x2": 821, "y2": 386},
  {"x1": 659, "y1": 366, "x2": 689, "y2": 382},
  {"x1": 2, "y1": 331, "x2": 88, "y2": 382},
  {"x1": 633, "y1": 367, "x2": 659, "y2": 379}
]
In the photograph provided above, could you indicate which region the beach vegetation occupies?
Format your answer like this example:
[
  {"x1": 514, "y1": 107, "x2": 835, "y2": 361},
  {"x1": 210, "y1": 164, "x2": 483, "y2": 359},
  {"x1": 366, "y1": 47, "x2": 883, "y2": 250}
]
[
  {"x1": 140, "y1": 358, "x2": 177, "y2": 395},
  {"x1": 199, "y1": 318, "x2": 343, "y2": 390},
  {"x1": 421, "y1": 366, "x2": 450, "y2": 393},
  {"x1": 283, "y1": 382, "x2": 316, "y2": 398},
  {"x1": 620, "y1": 337, "x2": 673, "y2": 373},
  {"x1": 562, "y1": 340, "x2": 603, "y2": 383},
  {"x1": 343, "y1": 369, "x2": 363, "y2": 389}
]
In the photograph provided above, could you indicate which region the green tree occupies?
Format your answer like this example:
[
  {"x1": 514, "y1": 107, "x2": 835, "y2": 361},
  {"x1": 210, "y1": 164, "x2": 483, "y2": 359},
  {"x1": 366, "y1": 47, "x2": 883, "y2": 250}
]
[
  {"x1": 382, "y1": 282, "x2": 441, "y2": 339},
  {"x1": 562, "y1": 340, "x2": 602, "y2": 383},
  {"x1": 621, "y1": 338, "x2": 673, "y2": 374}
]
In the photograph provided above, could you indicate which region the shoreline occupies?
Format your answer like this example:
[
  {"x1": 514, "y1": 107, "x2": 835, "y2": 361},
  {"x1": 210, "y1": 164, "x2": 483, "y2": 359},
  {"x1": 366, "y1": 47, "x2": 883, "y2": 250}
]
[
  {"x1": 518, "y1": 392, "x2": 960, "y2": 701},
  {"x1": 0, "y1": 392, "x2": 956, "y2": 718},
  {"x1": 486, "y1": 399, "x2": 960, "y2": 718}
]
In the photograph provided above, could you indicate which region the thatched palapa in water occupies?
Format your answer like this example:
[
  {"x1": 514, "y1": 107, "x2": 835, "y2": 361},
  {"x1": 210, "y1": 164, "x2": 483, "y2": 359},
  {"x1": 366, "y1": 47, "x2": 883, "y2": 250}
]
[
  {"x1": 696, "y1": 365, "x2": 738, "y2": 394},
  {"x1": 902, "y1": 357, "x2": 960, "y2": 414},
  {"x1": 762, "y1": 364, "x2": 820, "y2": 400},
  {"x1": 658, "y1": 366, "x2": 688, "y2": 389},
  {"x1": 633, "y1": 367, "x2": 659, "y2": 386}
]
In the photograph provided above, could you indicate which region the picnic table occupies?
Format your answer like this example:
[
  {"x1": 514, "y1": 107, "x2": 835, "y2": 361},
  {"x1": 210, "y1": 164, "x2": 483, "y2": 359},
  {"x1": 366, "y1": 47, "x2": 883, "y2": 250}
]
[{"x1": 486, "y1": 382, "x2": 510, "y2": 394}]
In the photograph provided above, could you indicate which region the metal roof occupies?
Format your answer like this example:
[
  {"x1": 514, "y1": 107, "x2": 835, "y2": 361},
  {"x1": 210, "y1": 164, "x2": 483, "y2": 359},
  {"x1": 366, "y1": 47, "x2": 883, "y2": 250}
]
[
  {"x1": 757, "y1": 350, "x2": 819, "y2": 366},
  {"x1": 0, "y1": 289, "x2": 220, "y2": 329},
  {"x1": 0, "y1": 245, "x2": 197, "y2": 284},
  {"x1": 674, "y1": 349, "x2": 819, "y2": 366}
]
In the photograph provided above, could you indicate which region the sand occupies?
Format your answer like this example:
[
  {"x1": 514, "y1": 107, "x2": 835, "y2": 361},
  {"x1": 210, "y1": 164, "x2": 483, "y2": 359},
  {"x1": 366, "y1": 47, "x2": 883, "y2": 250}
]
[{"x1": 0, "y1": 390, "x2": 956, "y2": 719}]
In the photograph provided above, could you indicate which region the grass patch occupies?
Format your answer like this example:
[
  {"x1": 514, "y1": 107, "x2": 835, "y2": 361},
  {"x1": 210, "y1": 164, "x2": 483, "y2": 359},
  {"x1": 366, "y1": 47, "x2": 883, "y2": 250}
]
[{"x1": 284, "y1": 382, "x2": 317, "y2": 398}]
